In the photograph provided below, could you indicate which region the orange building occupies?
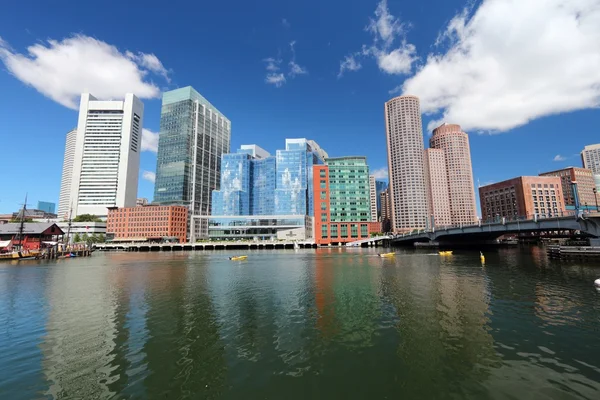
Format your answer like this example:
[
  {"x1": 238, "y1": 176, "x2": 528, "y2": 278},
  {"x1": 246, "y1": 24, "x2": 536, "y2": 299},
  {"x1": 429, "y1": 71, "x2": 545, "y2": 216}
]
[
  {"x1": 107, "y1": 205, "x2": 188, "y2": 243},
  {"x1": 313, "y1": 163, "x2": 379, "y2": 246},
  {"x1": 479, "y1": 176, "x2": 566, "y2": 222}
]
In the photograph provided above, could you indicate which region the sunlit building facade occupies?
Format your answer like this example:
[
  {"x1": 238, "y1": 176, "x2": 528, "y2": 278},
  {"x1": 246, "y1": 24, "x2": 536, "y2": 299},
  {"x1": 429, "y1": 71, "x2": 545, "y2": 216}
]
[
  {"x1": 385, "y1": 95, "x2": 428, "y2": 232},
  {"x1": 208, "y1": 139, "x2": 327, "y2": 241},
  {"x1": 313, "y1": 157, "x2": 379, "y2": 245},
  {"x1": 154, "y1": 86, "x2": 231, "y2": 240}
]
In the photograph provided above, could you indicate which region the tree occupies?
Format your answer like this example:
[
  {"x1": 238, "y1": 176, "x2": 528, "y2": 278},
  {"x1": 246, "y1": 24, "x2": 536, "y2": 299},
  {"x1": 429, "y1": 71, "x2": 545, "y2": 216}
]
[
  {"x1": 98, "y1": 234, "x2": 105, "y2": 243},
  {"x1": 73, "y1": 233, "x2": 81, "y2": 243},
  {"x1": 82, "y1": 233, "x2": 89, "y2": 243},
  {"x1": 91, "y1": 233, "x2": 99, "y2": 243},
  {"x1": 10, "y1": 218, "x2": 33, "y2": 223},
  {"x1": 73, "y1": 214, "x2": 102, "y2": 223}
]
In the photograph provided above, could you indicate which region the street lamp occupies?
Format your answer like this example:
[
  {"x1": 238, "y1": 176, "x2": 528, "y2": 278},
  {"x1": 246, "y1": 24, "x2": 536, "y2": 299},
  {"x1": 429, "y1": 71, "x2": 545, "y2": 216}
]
[{"x1": 594, "y1": 188, "x2": 599, "y2": 212}]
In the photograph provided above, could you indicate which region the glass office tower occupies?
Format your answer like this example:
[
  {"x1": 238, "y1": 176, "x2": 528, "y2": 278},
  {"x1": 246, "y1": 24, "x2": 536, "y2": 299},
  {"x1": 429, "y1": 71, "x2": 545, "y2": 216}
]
[
  {"x1": 211, "y1": 153, "x2": 251, "y2": 216},
  {"x1": 208, "y1": 139, "x2": 327, "y2": 240},
  {"x1": 154, "y1": 86, "x2": 231, "y2": 240},
  {"x1": 275, "y1": 139, "x2": 325, "y2": 216}
]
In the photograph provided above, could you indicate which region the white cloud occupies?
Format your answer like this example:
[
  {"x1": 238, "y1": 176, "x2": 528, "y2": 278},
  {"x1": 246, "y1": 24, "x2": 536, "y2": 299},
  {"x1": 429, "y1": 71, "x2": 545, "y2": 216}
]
[
  {"x1": 553, "y1": 154, "x2": 567, "y2": 162},
  {"x1": 282, "y1": 18, "x2": 291, "y2": 28},
  {"x1": 142, "y1": 171, "x2": 156, "y2": 183},
  {"x1": 141, "y1": 128, "x2": 159, "y2": 153},
  {"x1": 376, "y1": 45, "x2": 416, "y2": 74},
  {"x1": 265, "y1": 73, "x2": 286, "y2": 87},
  {"x1": 263, "y1": 40, "x2": 307, "y2": 86},
  {"x1": 263, "y1": 57, "x2": 281, "y2": 72},
  {"x1": 289, "y1": 61, "x2": 307, "y2": 77},
  {"x1": 338, "y1": 55, "x2": 362, "y2": 77},
  {"x1": 126, "y1": 51, "x2": 170, "y2": 82},
  {"x1": 0, "y1": 35, "x2": 170, "y2": 110},
  {"x1": 339, "y1": 0, "x2": 417, "y2": 77},
  {"x1": 371, "y1": 167, "x2": 388, "y2": 180},
  {"x1": 401, "y1": 0, "x2": 600, "y2": 132}
]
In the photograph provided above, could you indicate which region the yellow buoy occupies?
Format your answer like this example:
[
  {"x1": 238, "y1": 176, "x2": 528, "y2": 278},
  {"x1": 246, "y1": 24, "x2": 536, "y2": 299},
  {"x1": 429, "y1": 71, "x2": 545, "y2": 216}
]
[{"x1": 480, "y1": 252, "x2": 485, "y2": 263}]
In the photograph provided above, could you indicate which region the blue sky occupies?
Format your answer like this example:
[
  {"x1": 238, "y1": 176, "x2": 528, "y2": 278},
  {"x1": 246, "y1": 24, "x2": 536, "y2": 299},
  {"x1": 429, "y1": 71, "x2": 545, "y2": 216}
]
[{"x1": 1, "y1": 0, "x2": 599, "y2": 214}]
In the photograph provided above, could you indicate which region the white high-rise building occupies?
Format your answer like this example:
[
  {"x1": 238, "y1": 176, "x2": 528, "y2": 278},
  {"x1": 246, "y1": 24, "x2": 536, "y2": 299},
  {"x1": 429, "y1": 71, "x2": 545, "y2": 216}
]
[
  {"x1": 70, "y1": 93, "x2": 144, "y2": 217},
  {"x1": 369, "y1": 175, "x2": 378, "y2": 222},
  {"x1": 57, "y1": 128, "x2": 77, "y2": 219}
]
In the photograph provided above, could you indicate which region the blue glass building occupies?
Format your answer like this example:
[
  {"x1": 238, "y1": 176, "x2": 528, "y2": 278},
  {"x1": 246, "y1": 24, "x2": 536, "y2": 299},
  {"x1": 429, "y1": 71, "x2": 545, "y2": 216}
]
[
  {"x1": 209, "y1": 139, "x2": 327, "y2": 240},
  {"x1": 37, "y1": 201, "x2": 56, "y2": 215}
]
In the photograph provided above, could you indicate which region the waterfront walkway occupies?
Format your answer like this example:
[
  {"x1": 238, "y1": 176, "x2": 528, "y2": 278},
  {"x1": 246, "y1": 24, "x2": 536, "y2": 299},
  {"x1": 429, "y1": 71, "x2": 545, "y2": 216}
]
[{"x1": 95, "y1": 240, "x2": 318, "y2": 252}]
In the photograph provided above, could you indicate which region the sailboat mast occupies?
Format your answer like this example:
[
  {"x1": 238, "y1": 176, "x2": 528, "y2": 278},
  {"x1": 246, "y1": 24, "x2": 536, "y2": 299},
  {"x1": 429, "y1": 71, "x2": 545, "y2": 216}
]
[{"x1": 15, "y1": 194, "x2": 27, "y2": 249}]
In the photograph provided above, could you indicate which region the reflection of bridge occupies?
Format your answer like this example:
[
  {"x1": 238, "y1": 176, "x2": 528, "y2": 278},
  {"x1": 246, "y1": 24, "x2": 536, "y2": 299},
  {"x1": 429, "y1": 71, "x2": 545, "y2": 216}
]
[{"x1": 391, "y1": 214, "x2": 600, "y2": 245}]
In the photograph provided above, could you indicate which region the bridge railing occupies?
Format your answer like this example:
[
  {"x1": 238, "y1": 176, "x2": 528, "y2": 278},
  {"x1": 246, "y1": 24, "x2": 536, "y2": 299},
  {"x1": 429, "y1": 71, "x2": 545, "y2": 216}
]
[{"x1": 391, "y1": 210, "x2": 584, "y2": 239}]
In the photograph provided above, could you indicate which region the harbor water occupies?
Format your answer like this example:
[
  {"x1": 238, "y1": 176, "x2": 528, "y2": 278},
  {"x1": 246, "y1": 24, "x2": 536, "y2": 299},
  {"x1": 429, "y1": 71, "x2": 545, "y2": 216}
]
[{"x1": 1, "y1": 247, "x2": 600, "y2": 399}]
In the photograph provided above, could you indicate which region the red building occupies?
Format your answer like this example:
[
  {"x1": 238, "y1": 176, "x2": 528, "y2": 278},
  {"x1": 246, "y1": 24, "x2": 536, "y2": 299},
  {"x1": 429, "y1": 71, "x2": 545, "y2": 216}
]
[
  {"x1": 107, "y1": 205, "x2": 188, "y2": 243},
  {"x1": 313, "y1": 163, "x2": 379, "y2": 246},
  {"x1": 0, "y1": 223, "x2": 64, "y2": 251}
]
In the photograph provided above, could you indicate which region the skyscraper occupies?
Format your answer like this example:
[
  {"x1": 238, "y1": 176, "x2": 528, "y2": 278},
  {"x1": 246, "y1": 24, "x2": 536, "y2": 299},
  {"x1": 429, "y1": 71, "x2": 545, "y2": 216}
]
[
  {"x1": 429, "y1": 123, "x2": 478, "y2": 225},
  {"x1": 154, "y1": 87, "x2": 231, "y2": 240},
  {"x1": 380, "y1": 187, "x2": 391, "y2": 232},
  {"x1": 37, "y1": 201, "x2": 56, "y2": 215},
  {"x1": 57, "y1": 128, "x2": 77, "y2": 219},
  {"x1": 423, "y1": 148, "x2": 451, "y2": 227},
  {"x1": 369, "y1": 175, "x2": 377, "y2": 222},
  {"x1": 581, "y1": 144, "x2": 600, "y2": 191},
  {"x1": 385, "y1": 95, "x2": 428, "y2": 232},
  {"x1": 375, "y1": 180, "x2": 387, "y2": 218},
  {"x1": 581, "y1": 144, "x2": 600, "y2": 174},
  {"x1": 70, "y1": 94, "x2": 143, "y2": 217}
]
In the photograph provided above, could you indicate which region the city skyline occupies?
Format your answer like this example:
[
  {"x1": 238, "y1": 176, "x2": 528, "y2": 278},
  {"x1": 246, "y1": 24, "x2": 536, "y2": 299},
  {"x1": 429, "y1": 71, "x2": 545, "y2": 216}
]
[{"x1": 1, "y1": 0, "x2": 600, "y2": 214}]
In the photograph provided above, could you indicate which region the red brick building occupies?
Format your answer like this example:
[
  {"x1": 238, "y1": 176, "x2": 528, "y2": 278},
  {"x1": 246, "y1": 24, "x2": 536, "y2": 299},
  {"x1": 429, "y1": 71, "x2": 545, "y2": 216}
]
[
  {"x1": 107, "y1": 205, "x2": 188, "y2": 243},
  {"x1": 313, "y1": 163, "x2": 379, "y2": 246},
  {"x1": 539, "y1": 167, "x2": 596, "y2": 210},
  {"x1": 479, "y1": 176, "x2": 566, "y2": 222}
]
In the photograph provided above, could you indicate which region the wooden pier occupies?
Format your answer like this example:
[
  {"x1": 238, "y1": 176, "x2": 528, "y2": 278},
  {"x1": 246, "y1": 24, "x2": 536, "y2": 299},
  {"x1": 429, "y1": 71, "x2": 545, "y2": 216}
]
[
  {"x1": 95, "y1": 241, "x2": 318, "y2": 252},
  {"x1": 547, "y1": 245, "x2": 600, "y2": 259}
]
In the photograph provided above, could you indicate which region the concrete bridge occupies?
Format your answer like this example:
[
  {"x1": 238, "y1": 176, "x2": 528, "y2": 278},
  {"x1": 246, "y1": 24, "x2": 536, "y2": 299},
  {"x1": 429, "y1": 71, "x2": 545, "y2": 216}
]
[
  {"x1": 345, "y1": 236, "x2": 391, "y2": 247},
  {"x1": 390, "y1": 213, "x2": 600, "y2": 246}
]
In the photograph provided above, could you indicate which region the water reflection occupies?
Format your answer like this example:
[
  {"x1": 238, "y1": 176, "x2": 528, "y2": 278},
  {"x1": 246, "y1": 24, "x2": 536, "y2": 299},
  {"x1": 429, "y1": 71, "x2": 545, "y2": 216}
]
[{"x1": 0, "y1": 247, "x2": 599, "y2": 399}]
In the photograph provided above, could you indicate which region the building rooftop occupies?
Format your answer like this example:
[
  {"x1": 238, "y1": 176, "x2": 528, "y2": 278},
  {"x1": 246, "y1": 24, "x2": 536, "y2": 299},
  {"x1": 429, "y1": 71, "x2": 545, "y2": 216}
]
[
  {"x1": 0, "y1": 223, "x2": 64, "y2": 235},
  {"x1": 162, "y1": 86, "x2": 229, "y2": 122}
]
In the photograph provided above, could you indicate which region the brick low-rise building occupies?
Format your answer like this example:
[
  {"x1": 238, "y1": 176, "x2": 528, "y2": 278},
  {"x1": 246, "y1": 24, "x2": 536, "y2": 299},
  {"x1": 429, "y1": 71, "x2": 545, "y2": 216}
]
[
  {"x1": 107, "y1": 205, "x2": 188, "y2": 243},
  {"x1": 539, "y1": 167, "x2": 596, "y2": 210},
  {"x1": 479, "y1": 176, "x2": 566, "y2": 222}
]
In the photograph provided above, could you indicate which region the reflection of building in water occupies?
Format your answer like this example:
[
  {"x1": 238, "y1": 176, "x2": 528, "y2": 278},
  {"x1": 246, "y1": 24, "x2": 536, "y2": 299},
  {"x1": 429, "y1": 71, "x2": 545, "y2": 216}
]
[
  {"x1": 208, "y1": 254, "x2": 314, "y2": 376},
  {"x1": 535, "y1": 283, "x2": 582, "y2": 327},
  {"x1": 42, "y1": 260, "x2": 122, "y2": 398},
  {"x1": 381, "y1": 258, "x2": 496, "y2": 396},
  {"x1": 142, "y1": 256, "x2": 226, "y2": 398},
  {"x1": 314, "y1": 249, "x2": 382, "y2": 349}
]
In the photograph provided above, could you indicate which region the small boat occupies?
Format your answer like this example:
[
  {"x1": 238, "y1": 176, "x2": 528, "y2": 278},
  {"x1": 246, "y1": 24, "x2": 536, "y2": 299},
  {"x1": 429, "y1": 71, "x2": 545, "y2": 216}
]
[
  {"x1": 378, "y1": 252, "x2": 395, "y2": 258},
  {"x1": 229, "y1": 255, "x2": 248, "y2": 261},
  {"x1": 439, "y1": 251, "x2": 453, "y2": 256}
]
